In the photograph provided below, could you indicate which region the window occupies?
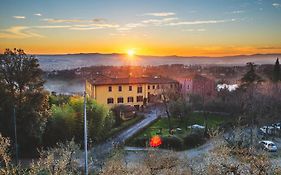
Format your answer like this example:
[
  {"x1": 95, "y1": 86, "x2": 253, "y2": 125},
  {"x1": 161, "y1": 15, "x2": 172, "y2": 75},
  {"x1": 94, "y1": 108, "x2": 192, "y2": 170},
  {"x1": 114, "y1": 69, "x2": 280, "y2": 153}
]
[
  {"x1": 137, "y1": 86, "x2": 142, "y2": 93},
  {"x1": 118, "y1": 85, "x2": 122, "y2": 92},
  {"x1": 117, "y1": 97, "x2": 124, "y2": 103},
  {"x1": 108, "y1": 86, "x2": 112, "y2": 92},
  {"x1": 127, "y1": 97, "x2": 134, "y2": 103},
  {"x1": 170, "y1": 84, "x2": 173, "y2": 88},
  {"x1": 137, "y1": 96, "x2": 143, "y2": 102},
  {"x1": 152, "y1": 85, "x2": 155, "y2": 89},
  {"x1": 148, "y1": 85, "x2": 150, "y2": 90},
  {"x1": 107, "y1": 98, "x2": 114, "y2": 104},
  {"x1": 157, "y1": 85, "x2": 160, "y2": 89},
  {"x1": 129, "y1": 85, "x2": 132, "y2": 91}
]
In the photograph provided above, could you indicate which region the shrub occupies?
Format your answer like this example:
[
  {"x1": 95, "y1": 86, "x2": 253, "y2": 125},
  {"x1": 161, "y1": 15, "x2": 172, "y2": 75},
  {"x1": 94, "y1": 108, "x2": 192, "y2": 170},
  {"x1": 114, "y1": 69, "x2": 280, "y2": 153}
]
[
  {"x1": 183, "y1": 133, "x2": 206, "y2": 149},
  {"x1": 133, "y1": 136, "x2": 148, "y2": 147},
  {"x1": 160, "y1": 136, "x2": 183, "y2": 150}
]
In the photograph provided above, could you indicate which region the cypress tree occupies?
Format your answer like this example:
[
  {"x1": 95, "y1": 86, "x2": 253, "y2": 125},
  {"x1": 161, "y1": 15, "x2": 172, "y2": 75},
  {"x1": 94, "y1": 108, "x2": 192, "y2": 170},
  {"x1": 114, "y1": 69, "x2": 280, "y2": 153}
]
[{"x1": 273, "y1": 58, "x2": 280, "y2": 82}]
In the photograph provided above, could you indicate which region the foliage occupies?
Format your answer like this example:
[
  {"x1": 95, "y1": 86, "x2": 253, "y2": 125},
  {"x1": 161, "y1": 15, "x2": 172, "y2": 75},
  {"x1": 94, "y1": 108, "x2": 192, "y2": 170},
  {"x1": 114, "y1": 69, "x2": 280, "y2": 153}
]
[
  {"x1": 43, "y1": 96, "x2": 114, "y2": 147},
  {"x1": 110, "y1": 105, "x2": 125, "y2": 127},
  {"x1": 204, "y1": 141, "x2": 281, "y2": 175},
  {"x1": 48, "y1": 94, "x2": 70, "y2": 106},
  {"x1": 0, "y1": 48, "x2": 49, "y2": 156},
  {"x1": 241, "y1": 62, "x2": 262, "y2": 85},
  {"x1": 0, "y1": 134, "x2": 24, "y2": 175},
  {"x1": 29, "y1": 139, "x2": 81, "y2": 175},
  {"x1": 0, "y1": 134, "x2": 11, "y2": 170},
  {"x1": 100, "y1": 150, "x2": 192, "y2": 175},
  {"x1": 168, "y1": 97, "x2": 192, "y2": 120},
  {"x1": 1, "y1": 134, "x2": 82, "y2": 175},
  {"x1": 183, "y1": 132, "x2": 206, "y2": 149},
  {"x1": 129, "y1": 113, "x2": 225, "y2": 150},
  {"x1": 160, "y1": 136, "x2": 183, "y2": 150}
]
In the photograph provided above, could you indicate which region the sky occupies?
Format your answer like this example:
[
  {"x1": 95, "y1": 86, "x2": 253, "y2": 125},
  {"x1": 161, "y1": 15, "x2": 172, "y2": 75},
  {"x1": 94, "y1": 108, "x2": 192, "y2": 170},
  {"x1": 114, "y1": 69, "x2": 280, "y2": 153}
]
[{"x1": 0, "y1": 0, "x2": 281, "y2": 56}]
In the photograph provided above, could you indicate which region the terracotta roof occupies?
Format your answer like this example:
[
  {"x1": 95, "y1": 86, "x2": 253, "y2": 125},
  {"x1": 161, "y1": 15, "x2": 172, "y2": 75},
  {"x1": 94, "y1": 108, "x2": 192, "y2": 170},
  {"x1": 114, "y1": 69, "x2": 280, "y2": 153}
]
[
  {"x1": 88, "y1": 76, "x2": 178, "y2": 86},
  {"x1": 177, "y1": 74, "x2": 210, "y2": 80}
]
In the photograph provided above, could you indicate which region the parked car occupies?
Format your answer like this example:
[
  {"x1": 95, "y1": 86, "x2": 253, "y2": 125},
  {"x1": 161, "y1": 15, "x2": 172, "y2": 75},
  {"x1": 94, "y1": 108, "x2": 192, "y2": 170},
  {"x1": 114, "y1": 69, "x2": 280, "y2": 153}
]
[
  {"x1": 260, "y1": 126, "x2": 275, "y2": 134},
  {"x1": 272, "y1": 123, "x2": 281, "y2": 130},
  {"x1": 188, "y1": 124, "x2": 205, "y2": 129},
  {"x1": 259, "y1": 140, "x2": 278, "y2": 152}
]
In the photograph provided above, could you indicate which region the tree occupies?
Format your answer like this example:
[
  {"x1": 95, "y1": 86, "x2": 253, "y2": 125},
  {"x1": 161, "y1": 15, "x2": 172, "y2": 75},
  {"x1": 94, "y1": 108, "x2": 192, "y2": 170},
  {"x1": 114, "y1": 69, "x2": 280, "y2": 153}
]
[
  {"x1": 239, "y1": 62, "x2": 264, "y2": 144},
  {"x1": 273, "y1": 58, "x2": 280, "y2": 82},
  {"x1": 169, "y1": 97, "x2": 192, "y2": 130},
  {"x1": 111, "y1": 105, "x2": 126, "y2": 127},
  {"x1": 0, "y1": 49, "x2": 49, "y2": 157},
  {"x1": 160, "y1": 84, "x2": 181, "y2": 134},
  {"x1": 241, "y1": 62, "x2": 262, "y2": 85},
  {"x1": 43, "y1": 96, "x2": 114, "y2": 146}
]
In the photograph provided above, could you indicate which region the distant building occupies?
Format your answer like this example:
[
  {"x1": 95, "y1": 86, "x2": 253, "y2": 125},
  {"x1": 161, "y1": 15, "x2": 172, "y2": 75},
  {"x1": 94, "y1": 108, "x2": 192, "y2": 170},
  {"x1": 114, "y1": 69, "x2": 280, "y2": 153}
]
[
  {"x1": 217, "y1": 84, "x2": 239, "y2": 92},
  {"x1": 176, "y1": 74, "x2": 216, "y2": 97},
  {"x1": 86, "y1": 75, "x2": 179, "y2": 109}
]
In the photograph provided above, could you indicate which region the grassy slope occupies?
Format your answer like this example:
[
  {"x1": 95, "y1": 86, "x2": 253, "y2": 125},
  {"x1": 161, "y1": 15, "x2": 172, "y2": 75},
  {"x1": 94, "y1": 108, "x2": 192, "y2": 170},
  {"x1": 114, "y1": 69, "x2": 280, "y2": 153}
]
[{"x1": 135, "y1": 112, "x2": 228, "y2": 139}]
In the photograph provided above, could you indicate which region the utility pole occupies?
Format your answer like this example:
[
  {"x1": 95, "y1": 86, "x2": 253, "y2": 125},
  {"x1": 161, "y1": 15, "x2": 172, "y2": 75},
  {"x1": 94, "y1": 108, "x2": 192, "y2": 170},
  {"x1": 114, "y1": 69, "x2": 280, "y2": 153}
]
[
  {"x1": 13, "y1": 106, "x2": 19, "y2": 164},
  {"x1": 84, "y1": 90, "x2": 88, "y2": 175}
]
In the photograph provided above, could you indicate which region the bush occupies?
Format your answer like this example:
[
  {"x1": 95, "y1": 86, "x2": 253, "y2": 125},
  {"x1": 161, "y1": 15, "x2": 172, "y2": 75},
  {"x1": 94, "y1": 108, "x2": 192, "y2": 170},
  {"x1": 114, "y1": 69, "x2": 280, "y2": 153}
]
[
  {"x1": 160, "y1": 136, "x2": 183, "y2": 150},
  {"x1": 130, "y1": 136, "x2": 148, "y2": 147},
  {"x1": 43, "y1": 96, "x2": 114, "y2": 147},
  {"x1": 183, "y1": 133, "x2": 206, "y2": 149}
]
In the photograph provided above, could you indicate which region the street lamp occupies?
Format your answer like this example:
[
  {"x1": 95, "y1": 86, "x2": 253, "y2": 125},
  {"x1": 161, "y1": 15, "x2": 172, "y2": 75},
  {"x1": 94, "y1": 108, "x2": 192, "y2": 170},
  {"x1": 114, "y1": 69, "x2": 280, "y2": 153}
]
[
  {"x1": 13, "y1": 106, "x2": 19, "y2": 165},
  {"x1": 83, "y1": 90, "x2": 88, "y2": 175}
]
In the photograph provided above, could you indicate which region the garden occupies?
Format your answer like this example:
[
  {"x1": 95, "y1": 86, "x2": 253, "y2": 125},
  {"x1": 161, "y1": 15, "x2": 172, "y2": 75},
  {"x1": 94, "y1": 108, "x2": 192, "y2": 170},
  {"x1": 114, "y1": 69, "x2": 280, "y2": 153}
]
[{"x1": 126, "y1": 112, "x2": 228, "y2": 150}]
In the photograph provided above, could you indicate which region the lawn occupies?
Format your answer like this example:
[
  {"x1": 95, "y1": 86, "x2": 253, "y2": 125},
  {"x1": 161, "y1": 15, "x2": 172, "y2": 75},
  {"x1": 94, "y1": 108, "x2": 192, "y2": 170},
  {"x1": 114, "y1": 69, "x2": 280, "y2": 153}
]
[{"x1": 134, "y1": 112, "x2": 228, "y2": 139}]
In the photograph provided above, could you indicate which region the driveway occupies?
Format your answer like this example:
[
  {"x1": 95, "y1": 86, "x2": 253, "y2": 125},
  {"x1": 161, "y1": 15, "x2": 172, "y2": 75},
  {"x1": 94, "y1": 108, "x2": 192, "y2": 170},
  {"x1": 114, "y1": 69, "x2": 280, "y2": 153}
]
[{"x1": 87, "y1": 109, "x2": 159, "y2": 169}]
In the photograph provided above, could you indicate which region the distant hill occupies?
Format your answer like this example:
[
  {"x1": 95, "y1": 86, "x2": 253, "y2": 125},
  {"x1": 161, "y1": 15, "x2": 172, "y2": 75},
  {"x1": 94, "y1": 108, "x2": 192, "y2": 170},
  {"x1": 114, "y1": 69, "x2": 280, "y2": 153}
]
[{"x1": 37, "y1": 53, "x2": 281, "y2": 71}]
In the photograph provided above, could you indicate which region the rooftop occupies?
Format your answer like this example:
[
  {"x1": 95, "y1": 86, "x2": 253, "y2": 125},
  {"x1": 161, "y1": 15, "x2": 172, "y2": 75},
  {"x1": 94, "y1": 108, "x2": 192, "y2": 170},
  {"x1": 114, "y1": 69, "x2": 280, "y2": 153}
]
[{"x1": 88, "y1": 75, "x2": 178, "y2": 86}]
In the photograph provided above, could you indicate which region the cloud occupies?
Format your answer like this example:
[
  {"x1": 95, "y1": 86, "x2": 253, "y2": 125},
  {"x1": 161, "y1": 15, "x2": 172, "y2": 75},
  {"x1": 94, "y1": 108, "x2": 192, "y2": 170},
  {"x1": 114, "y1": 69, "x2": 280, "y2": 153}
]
[
  {"x1": 13, "y1": 16, "x2": 26, "y2": 19},
  {"x1": 35, "y1": 25, "x2": 71, "y2": 29},
  {"x1": 167, "y1": 19, "x2": 236, "y2": 26},
  {"x1": 125, "y1": 23, "x2": 145, "y2": 28},
  {"x1": 142, "y1": 17, "x2": 178, "y2": 25},
  {"x1": 70, "y1": 23, "x2": 119, "y2": 30},
  {"x1": 197, "y1": 28, "x2": 206, "y2": 32},
  {"x1": 43, "y1": 18, "x2": 106, "y2": 23},
  {"x1": 272, "y1": 3, "x2": 281, "y2": 8},
  {"x1": 116, "y1": 27, "x2": 132, "y2": 31},
  {"x1": 183, "y1": 28, "x2": 206, "y2": 32},
  {"x1": 34, "y1": 13, "x2": 42, "y2": 16},
  {"x1": 258, "y1": 46, "x2": 281, "y2": 50},
  {"x1": 92, "y1": 18, "x2": 106, "y2": 23},
  {"x1": 143, "y1": 12, "x2": 175, "y2": 17},
  {"x1": 43, "y1": 18, "x2": 86, "y2": 23},
  {"x1": 231, "y1": 10, "x2": 244, "y2": 14},
  {"x1": 0, "y1": 26, "x2": 43, "y2": 39}
]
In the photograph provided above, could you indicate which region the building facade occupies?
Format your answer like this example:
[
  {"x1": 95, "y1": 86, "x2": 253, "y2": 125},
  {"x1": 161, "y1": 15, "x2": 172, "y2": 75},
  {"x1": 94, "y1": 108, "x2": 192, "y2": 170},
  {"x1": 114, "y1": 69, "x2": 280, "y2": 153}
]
[
  {"x1": 176, "y1": 74, "x2": 216, "y2": 97},
  {"x1": 86, "y1": 76, "x2": 179, "y2": 109}
]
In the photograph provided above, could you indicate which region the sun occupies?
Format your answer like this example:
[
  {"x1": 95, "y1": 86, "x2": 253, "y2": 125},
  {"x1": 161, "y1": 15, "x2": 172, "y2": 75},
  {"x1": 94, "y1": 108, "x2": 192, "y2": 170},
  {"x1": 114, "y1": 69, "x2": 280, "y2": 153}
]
[{"x1": 127, "y1": 49, "x2": 135, "y2": 57}]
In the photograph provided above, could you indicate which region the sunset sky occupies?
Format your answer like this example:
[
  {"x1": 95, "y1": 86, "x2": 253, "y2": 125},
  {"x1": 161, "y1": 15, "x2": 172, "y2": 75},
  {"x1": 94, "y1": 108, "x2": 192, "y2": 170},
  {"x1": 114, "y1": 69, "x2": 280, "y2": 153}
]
[{"x1": 0, "y1": 0, "x2": 281, "y2": 56}]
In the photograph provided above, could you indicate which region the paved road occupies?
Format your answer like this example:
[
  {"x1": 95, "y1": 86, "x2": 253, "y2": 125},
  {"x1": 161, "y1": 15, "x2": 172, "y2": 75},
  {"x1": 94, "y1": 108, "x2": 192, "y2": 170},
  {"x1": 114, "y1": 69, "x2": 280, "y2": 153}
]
[{"x1": 87, "y1": 109, "x2": 159, "y2": 168}]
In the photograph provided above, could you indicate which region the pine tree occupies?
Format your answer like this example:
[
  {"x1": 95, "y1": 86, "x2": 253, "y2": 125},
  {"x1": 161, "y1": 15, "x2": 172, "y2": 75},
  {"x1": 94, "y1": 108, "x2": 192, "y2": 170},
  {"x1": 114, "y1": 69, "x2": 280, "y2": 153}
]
[
  {"x1": 241, "y1": 62, "x2": 262, "y2": 85},
  {"x1": 273, "y1": 58, "x2": 280, "y2": 82}
]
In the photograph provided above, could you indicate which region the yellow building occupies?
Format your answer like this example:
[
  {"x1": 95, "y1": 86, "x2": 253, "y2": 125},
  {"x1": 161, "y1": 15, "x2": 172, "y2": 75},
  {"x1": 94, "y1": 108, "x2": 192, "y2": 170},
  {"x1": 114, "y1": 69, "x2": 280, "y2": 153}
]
[{"x1": 86, "y1": 75, "x2": 179, "y2": 109}]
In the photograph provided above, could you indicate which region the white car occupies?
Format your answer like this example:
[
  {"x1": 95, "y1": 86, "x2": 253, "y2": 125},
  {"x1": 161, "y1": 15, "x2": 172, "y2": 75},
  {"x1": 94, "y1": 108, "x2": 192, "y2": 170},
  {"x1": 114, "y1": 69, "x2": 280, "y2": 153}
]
[
  {"x1": 272, "y1": 123, "x2": 281, "y2": 130},
  {"x1": 259, "y1": 140, "x2": 278, "y2": 152},
  {"x1": 260, "y1": 126, "x2": 275, "y2": 134},
  {"x1": 188, "y1": 124, "x2": 205, "y2": 129}
]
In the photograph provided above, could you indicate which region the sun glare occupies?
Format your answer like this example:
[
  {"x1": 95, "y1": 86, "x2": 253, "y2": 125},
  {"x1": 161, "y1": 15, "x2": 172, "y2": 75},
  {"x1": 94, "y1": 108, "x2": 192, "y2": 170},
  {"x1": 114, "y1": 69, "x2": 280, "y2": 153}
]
[{"x1": 127, "y1": 49, "x2": 135, "y2": 57}]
